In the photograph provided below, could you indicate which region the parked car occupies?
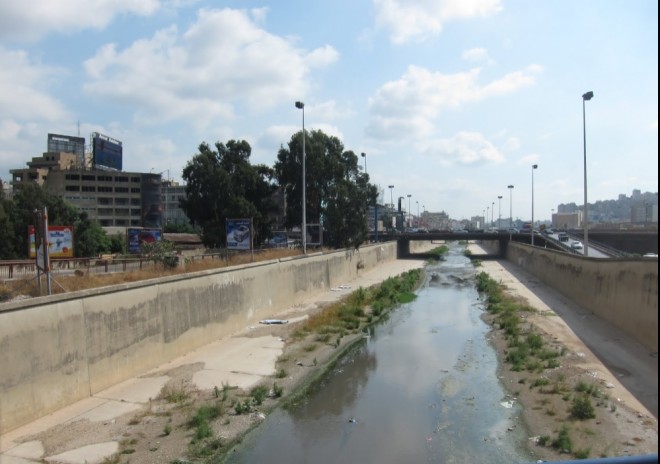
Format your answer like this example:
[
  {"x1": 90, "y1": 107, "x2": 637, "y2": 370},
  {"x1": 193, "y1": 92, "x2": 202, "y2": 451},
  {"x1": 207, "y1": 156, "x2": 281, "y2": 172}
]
[{"x1": 570, "y1": 241, "x2": 583, "y2": 250}]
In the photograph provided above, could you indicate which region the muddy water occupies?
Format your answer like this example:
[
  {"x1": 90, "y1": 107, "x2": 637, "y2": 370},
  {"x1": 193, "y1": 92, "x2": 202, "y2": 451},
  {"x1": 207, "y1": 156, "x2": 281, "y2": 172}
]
[{"x1": 225, "y1": 244, "x2": 535, "y2": 463}]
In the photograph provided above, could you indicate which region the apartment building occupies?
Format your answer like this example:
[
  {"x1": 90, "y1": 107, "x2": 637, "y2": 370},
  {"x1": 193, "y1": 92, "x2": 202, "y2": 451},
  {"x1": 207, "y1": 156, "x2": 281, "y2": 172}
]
[{"x1": 11, "y1": 152, "x2": 163, "y2": 228}]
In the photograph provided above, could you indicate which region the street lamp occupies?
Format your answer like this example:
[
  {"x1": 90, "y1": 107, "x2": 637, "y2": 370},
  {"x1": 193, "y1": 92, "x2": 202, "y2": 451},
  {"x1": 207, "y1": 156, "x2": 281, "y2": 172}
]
[
  {"x1": 486, "y1": 206, "x2": 489, "y2": 228},
  {"x1": 498, "y1": 195, "x2": 502, "y2": 229},
  {"x1": 483, "y1": 209, "x2": 486, "y2": 230},
  {"x1": 582, "y1": 91, "x2": 594, "y2": 256},
  {"x1": 508, "y1": 185, "x2": 514, "y2": 235},
  {"x1": 295, "y1": 101, "x2": 306, "y2": 254},
  {"x1": 531, "y1": 164, "x2": 538, "y2": 246},
  {"x1": 407, "y1": 194, "x2": 412, "y2": 228},
  {"x1": 388, "y1": 185, "x2": 394, "y2": 210},
  {"x1": 491, "y1": 201, "x2": 495, "y2": 226},
  {"x1": 416, "y1": 201, "x2": 419, "y2": 227},
  {"x1": 361, "y1": 152, "x2": 367, "y2": 174}
]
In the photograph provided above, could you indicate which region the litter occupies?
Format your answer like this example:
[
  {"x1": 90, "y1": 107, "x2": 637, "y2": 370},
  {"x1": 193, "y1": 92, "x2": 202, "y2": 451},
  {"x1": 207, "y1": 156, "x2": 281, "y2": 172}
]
[{"x1": 259, "y1": 319, "x2": 289, "y2": 325}]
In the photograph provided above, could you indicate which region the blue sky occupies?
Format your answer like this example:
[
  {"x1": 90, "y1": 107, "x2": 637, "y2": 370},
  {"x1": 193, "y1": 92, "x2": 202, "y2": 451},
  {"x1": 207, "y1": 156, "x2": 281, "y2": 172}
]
[{"x1": 0, "y1": 0, "x2": 657, "y2": 222}]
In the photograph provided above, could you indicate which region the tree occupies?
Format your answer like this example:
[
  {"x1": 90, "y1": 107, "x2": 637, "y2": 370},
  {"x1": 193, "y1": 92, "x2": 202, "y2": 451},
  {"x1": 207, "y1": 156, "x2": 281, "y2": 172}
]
[
  {"x1": 274, "y1": 130, "x2": 376, "y2": 249},
  {"x1": 1, "y1": 183, "x2": 112, "y2": 259},
  {"x1": 180, "y1": 140, "x2": 277, "y2": 249}
]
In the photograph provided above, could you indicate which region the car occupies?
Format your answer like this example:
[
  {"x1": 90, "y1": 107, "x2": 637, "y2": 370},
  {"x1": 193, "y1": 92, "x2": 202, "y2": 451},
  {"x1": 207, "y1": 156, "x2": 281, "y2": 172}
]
[
  {"x1": 570, "y1": 241, "x2": 583, "y2": 250},
  {"x1": 642, "y1": 253, "x2": 658, "y2": 258},
  {"x1": 508, "y1": 227, "x2": 519, "y2": 234},
  {"x1": 233, "y1": 224, "x2": 250, "y2": 242}
]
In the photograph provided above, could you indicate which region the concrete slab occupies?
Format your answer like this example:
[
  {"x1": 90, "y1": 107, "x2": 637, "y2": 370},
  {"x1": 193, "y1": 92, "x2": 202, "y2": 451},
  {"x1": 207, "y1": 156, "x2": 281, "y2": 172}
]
[
  {"x1": 3, "y1": 440, "x2": 44, "y2": 460},
  {"x1": 94, "y1": 375, "x2": 170, "y2": 404},
  {"x1": 0, "y1": 397, "x2": 106, "y2": 452},
  {"x1": 75, "y1": 400, "x2": 142, "y2": 423},
  {"x1": 45, "y1": 441, "x2": 119, "y2": 464},
  {"x1": 0, "y1": 455, "x2": 41, "y2": 464},
  {"x1": 193, "y1": 369, "x2": 264, "y2": 391}
]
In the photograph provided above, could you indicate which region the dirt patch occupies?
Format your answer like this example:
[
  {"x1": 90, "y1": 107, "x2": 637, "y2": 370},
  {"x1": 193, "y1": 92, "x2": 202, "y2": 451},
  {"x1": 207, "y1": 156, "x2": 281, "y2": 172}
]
[{"x1": 484, "y1": 308, "x2": 658, "y2": 461}]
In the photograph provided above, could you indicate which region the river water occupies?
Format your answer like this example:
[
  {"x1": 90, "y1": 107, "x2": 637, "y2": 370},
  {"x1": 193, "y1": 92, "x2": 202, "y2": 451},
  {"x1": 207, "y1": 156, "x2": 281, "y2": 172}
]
[{"x1": 224, "y1": 243, "x2": 535, "y2": 463}]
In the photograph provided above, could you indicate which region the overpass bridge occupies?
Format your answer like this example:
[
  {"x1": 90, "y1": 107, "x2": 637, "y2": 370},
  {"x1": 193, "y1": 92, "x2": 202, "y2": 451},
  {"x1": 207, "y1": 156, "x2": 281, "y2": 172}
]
[{"x1": 372, "y1": 229, "x2": 658, "y2": 259}]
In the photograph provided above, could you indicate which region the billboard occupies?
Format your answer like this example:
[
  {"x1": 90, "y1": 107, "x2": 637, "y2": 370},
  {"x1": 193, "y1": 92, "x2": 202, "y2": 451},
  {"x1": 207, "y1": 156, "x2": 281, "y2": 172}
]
[
  {"x1": 47, "y1": 133, "x2": 85, "y2": 160},
  {"x1": 127, "y1": 228, "x2": 162, "y2": 254},
  {"x1": 28, "y1": 225, "x2": 74, "y2": 258},
  {"x1": 92, "y1": 132, "x2": 123, "y2": 171},
  {"x1": 226, "y1": 218, "x2": 252, "y2": 250}
]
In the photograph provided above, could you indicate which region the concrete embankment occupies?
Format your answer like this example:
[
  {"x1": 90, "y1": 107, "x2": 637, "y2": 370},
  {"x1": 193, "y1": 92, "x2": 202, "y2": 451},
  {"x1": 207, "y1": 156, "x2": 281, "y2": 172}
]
[{"x1": 0, "y1": 241, "x2": 434, "y2": 434}]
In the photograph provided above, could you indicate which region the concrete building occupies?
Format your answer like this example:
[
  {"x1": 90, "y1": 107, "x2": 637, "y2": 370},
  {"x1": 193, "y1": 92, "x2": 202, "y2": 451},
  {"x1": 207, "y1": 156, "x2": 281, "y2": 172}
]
[{"x1": 11, "y1": 152, "x2": 164, "y2": 228}]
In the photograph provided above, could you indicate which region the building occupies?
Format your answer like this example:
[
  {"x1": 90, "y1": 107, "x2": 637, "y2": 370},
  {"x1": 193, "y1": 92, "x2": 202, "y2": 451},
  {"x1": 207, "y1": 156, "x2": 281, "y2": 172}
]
[
  {"x1": 10, "y1": 133, "x2": 167, "y2": 228},
  {"x1": 161, "y1": 180, "x2": 189, "y2": 226}
]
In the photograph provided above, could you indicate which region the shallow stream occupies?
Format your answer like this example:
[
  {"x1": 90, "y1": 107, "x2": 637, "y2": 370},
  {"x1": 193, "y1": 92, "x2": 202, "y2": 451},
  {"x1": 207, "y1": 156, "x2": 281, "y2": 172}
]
[{"x1": 225, "y1": 243, "x2": 535, "y2": 463}]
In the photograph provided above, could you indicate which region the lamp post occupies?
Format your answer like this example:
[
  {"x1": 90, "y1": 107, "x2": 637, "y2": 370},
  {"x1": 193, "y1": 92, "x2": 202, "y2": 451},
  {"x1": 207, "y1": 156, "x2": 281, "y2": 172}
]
[
  {"x1": 361, "y1": 152, "x2": 367, "y2": 174},
  {"x1": 531, "y1": 164, "x2": 538, "y2": 246},
  {"x1": 491, "y1": 201, "x2": 494, "y2": 227},
  {"x1": 407, "y1": 194, "x2": 412, "y2": 228},
  {"x1": 416, "y1": 201, "x2": 419, "y2": 227},
  {"x1": 498, "y1": 195, "x2": 502, "y2": 229},
  {"x1": 483, "y1": 209, "x2": 486, "y2": 230},
  {"x1": 508, "y1": 185, "x2": 514, "y2": 235},
  {"x1": 295, "y1": 101, "x2": 306, "y2": 254},
  {"x1": 486, "y1": 206, "x2": 489, "y2": 228},
  {"x1": 582, "y1": 91, "x2": 594, "y2": 256},
  {"x1": 388, "y1": 185, "x2": 394, "y2": 230}
]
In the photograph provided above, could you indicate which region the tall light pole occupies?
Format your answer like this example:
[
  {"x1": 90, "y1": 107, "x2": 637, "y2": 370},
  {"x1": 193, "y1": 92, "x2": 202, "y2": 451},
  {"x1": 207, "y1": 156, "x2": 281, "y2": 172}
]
[
  {"x1": 491, "y1": 201, "x2": 495, "y2": 226},
  {"x1": 416, "y1": 200, "x2": 419, "y2": 226},
  {"x1": 508, "y1": 185, "x2": 514, "y2": 233},
  {"x1": 483, "y1": 209, "x2": 486, "y2": 230},
  {"x1": 531, "y1": 164, "x2": 538, "y2": 246},
  {"x1": 582, "y1": 91, "x2": 594, "y2": 256},
  {"x1": 388, "y1": 185, "x2": 394, "y2": 230},
  {"x1": 497, "y1": 195, "x2": 502, "y2": 229},
  {"x1": 361, "y1": 152, "x2": 367, "y2": 174},
  {"x1": 407, "y1": 194, "x2": 412, "y2": 228},
  {"x1": 486, "y1": 206, "x2": 489, "y2": 228},
  {"x1": 295, "y1": 101, "x2": 306, "y2": 254}
]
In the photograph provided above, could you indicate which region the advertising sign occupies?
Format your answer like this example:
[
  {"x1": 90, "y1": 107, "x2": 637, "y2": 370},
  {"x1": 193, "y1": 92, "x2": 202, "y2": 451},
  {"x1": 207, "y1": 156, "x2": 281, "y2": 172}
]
[
  {"x1": 306, "y1": 224, "x2": 322, "y2": 246},
  {"x1": 28, "y1": 225, "x2": 74, "y2": 258},
  {"x1": 92, "y1": 132, "x2": 123, "y2": 171},
  {"x1": 127, "y1": 228, "x2": 162, "y2": 254},
  {"x1": 226, "y1": 218, "x2": 252, "y2": 250}
]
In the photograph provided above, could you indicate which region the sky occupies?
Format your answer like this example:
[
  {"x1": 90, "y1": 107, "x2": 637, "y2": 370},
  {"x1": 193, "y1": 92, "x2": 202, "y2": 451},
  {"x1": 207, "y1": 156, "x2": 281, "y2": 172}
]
[{"x1": 0, "y1": 0, "x2": 657, "y2": 222}]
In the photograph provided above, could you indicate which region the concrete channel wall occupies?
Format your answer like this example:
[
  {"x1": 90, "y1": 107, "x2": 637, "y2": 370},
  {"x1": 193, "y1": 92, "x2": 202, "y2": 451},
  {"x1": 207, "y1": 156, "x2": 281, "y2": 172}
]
[
  {"x1": 505, "y1": 242, "x2": 658, "y2": 353},
  {"x1": 0, "y1": 241, "x2": 437, "y2": 434}
]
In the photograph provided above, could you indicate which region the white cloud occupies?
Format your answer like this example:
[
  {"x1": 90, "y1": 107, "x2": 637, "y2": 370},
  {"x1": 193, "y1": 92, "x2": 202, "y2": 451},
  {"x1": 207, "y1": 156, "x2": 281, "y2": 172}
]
[
  {"x1": 366, "y1": 65, "x2": 538, "y2": 139},
  {"x1": 0, "y1": 0, "x2": 161, "y2": 42},
  {"x1": 373, "y1": 0, "x2": 503, "y2": 44},
  {"x1": 462, "y1": 47, "x2": 492, "y2": 63},
  {"x1": 419, "y1": 131, "x2": 505, "y2": 165},
  {"x1": 82, "y1": 8, "x2": 336, "y2": 130},
  {"x1": 0, "y1": 47, "x2": 70, "y2": 122}
]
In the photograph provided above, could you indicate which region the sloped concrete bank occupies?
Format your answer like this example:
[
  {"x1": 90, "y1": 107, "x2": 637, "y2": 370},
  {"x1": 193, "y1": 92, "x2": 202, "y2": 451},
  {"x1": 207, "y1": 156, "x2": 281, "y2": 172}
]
[
  {"x1": 505, "y1": 242, "x2": 658, "y2": 353},
  {"x1": 0, "y1": 241, "x2": 437, "y2": 434}
]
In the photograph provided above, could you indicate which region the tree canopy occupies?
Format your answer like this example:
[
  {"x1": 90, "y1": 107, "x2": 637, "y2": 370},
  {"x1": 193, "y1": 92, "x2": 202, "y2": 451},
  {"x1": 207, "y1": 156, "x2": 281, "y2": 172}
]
[
  {"x1": 0, "y1": 183, "x2": 112, "y2": 259},
  {"x1": 274, "y1": 130, "x2": 377, "y2": 249},
  {"x1": 180, "y1": 140, "x2": 278, "y2": 249}
]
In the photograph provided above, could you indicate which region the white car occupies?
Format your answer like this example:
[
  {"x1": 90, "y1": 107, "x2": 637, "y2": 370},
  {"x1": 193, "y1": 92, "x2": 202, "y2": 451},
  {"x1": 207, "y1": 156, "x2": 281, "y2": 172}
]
[{"x1": 570, "y1": 241, "x2": 583, "y2": 250}]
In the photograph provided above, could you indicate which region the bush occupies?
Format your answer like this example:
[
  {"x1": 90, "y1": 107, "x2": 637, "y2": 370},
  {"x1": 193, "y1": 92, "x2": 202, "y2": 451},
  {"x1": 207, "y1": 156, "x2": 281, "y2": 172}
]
[{"x1": 570, "y1": 395, "x2": 596, "y2": 420}]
